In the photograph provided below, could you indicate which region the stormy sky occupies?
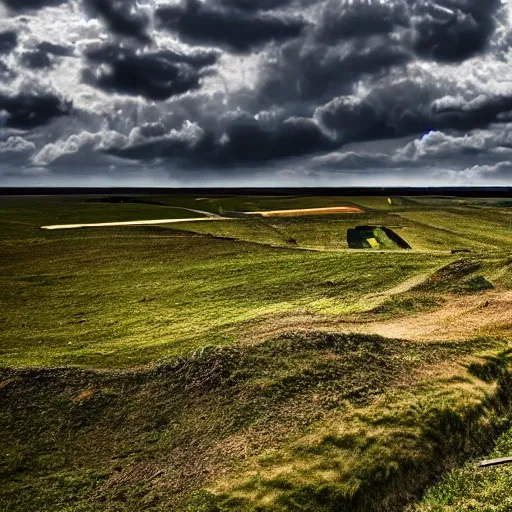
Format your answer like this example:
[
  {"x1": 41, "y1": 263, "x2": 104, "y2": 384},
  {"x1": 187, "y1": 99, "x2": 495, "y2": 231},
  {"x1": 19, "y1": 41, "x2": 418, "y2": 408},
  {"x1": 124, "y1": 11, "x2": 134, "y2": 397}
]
[{"x1": 1, "y1": 0, "x2": 512, "y2": 186}]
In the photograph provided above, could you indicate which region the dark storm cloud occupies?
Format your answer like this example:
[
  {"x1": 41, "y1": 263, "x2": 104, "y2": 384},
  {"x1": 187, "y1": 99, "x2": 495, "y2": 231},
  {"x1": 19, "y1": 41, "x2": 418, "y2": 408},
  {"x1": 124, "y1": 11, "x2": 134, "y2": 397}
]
[
  {"x1": 311, "y1": 150, "x2": 396, "y2": 170},
  {"x1": 257, "y1": 35, "x2": 410, "y2": 109},
  {"x1": 20, "y1": 42, "x2": 73, "y2": 69},
  {"x1": 0, "y1": 31, "x2": 17, "y2": 55},
  {"x1": 2, "y1": 0, "x2": 511, "y2": 183},
  {"x1": 82, "y1": 0, "x2": 151, "y2": 43},
  {"x1": 409, "y1": 0, "x2": 503, "y2": 62},
  {"x1": 432, "y1": 95, "x2": 512, "y2": 132},
  {"x1": 106, "y1": 112, "x2": 333, "y2": 164},
  {"x1": 217, "y1": 114, "x2": 332, "y2": 162},
  {"x1": 0, "y1": 60, "x2": 16, "y2": 80},
  {"x1": 315, "y1": 0, "x2": 502, "y2": 61},
  {"x1": 21, "y1": 50, "x2": 52, "y2": 69},
  {"x1": 317, "y1": 81, "x2": 435, "y2": 144},
  {"x1": 0, "y1": 93, "x2": 71, "y2": 129},
  {"x1": 83, "y1": 0, "x2": 509, "y2": 168},
  {"x1": 83, "y1": 44, "x2": 218, "y2": 100},
  {"x1": 316, "y1": 78, "x2": 512, "y2": 148},
  {"x1": 106, "y1": 132, "x2": 208, "y2": 162},
  {"x1": 248, "y1": 1, "x2": 410, "y2": 109},
  {"x1": 155, "y1": 0, "x2": 306, "y2": 53},
  {"x1": 1, "y1": 0, "x2": 67, "y2": 12},
  {"x1": 241, "y1": 0, "x2": 504, "y2": 111},
  {"x1": 0, "y1": 136, "x2": 36, "y2": 163},
  {"x1": 218, "y1": 0, "x2": 293, "y2": 12},
  {"x1": 316, "y1": 0, "x2": 403, "y2": 43},
  {"x1": 37, "y1": 42, "x2": 74, "y2": 57}
]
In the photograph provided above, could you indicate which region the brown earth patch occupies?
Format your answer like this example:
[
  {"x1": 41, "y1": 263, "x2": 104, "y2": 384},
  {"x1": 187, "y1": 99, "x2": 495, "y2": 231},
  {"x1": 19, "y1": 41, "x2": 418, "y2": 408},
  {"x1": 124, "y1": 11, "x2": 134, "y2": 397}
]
[
  {"x1": 73, "y1": 388, "x2": 98, "y2": 403},
  {"x1": 364, "y1": 289, "x2": 512, "y2": 341},
  {"x1": 240, "y1": 289, "x2": 512, "y2": 345}
]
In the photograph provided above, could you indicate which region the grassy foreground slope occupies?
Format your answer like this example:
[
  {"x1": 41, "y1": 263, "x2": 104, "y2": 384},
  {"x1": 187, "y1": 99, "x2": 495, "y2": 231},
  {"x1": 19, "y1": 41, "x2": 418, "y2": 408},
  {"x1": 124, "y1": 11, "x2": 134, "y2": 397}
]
[
  {"x1": 1, "y1": 194, "x2": 512, "y2": 512},
  {"x1": 1, "y1": 334, "x2": 512, "y2": 512},
  {"x1": 0, "y1": 232, "x2": 443, "y2": 367}
]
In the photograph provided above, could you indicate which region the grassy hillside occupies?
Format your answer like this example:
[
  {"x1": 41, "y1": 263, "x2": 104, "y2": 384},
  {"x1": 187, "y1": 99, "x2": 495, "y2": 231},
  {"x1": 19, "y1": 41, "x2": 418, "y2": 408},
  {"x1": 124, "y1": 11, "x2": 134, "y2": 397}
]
[
  {"x1": 0, "y1": 224, "x2": 445, "y2": 368},
  {"x1": 1, "y1": 194, "x2": 512, "y2": 512},
  {"x1": 0, "y1": 195, "x2": 208, "y2": 232},
  {"x1": 1, "y1": 334, "x2": 511, "y2": 512},
  {"x1": 1, "y1": 194, "x2": 460, "y2": 368}
]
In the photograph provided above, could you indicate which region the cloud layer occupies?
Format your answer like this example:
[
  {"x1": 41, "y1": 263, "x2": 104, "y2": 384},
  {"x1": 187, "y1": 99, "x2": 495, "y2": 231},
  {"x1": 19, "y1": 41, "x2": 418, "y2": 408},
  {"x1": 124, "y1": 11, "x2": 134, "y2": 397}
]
[{"x1": 1, "y1": 0, "x2": 512, "y2": 185}]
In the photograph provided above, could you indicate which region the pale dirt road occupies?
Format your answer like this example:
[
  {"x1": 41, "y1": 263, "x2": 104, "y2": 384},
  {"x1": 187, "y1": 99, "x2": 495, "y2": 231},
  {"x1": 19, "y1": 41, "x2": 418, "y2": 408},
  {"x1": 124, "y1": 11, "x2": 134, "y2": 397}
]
[
  {"x1": 41, "y1": 217, "x2": 229, "y2": 230},
  {"x1": 241, "y1": 289, "x2": 512, "y2": 344},
  {"x1": 41, "y1": 206, "x2": 223, "y2": 230},
  {"x1": 170, "y1": 207, "x2": 222, "y2": 218},
  {"x1": 362, "y1": 289, "x2": 512, "y2": 341},
  {"x1": 42, "y1": 206, "x2": 362, "y2": 230}
]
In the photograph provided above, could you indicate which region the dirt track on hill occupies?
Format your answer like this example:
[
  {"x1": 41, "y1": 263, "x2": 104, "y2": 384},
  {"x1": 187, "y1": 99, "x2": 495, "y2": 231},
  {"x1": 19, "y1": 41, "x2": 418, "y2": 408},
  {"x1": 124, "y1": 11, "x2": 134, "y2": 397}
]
[
  {"x1": 41, "y1": 206, "x2": 223, "y2": 230},
  {"x1": 364, "y1": 289, "x2": 512, "y2": 341},
  {"x1": 361, "y1": 272, "x2": 433, "y2": 308},
  {"x1": 243, "y1": 289, "x2": 512, "y2": 344},
  {"x1": 41, "y1": 206, "x2": 363, "y2": 229},
  {"x1": 41, "y1": 217, "x2": 229, "y2": 230}
]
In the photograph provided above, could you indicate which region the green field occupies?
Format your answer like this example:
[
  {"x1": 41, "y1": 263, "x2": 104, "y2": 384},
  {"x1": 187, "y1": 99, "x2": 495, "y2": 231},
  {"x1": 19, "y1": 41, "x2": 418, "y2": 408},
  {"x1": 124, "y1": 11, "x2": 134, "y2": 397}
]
[{"x1": 1, "y1": 194, "x2": 512, "y2": 511}]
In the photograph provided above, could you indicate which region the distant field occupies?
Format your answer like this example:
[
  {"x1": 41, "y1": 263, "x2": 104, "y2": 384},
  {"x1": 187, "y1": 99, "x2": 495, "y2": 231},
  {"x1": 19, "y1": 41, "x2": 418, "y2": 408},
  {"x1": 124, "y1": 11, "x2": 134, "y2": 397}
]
[
  {"x1": 1, "y1": 194, "x2": 512, "y2": 512},
  {"x1": 166, "y1": 209, "x2": 512, "y2": 253}
]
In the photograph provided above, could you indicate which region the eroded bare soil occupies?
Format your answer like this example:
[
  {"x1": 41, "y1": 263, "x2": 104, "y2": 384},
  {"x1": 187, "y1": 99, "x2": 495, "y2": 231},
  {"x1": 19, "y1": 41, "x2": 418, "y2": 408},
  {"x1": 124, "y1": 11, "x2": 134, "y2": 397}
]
[{"x1": 241, "y1": 289, "x2": 512, "y2": 344}]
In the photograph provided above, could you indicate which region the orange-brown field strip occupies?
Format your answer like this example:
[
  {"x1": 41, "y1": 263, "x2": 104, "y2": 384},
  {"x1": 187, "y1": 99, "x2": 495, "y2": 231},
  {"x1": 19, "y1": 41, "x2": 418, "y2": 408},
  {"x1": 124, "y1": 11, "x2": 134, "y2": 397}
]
[{"x1": 245, "y1": 206, "x2": 364, "y2": 217}]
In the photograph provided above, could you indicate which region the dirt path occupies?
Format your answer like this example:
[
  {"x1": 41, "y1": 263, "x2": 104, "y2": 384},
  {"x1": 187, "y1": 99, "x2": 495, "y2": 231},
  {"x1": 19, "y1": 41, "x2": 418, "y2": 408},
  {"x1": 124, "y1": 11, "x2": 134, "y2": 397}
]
[
  {"x1": 41, "y1": 206, "x2": 223, "y2": 230},
  {"x1": 242, "y1": 289, "x2": 512, "y2": 344},
  {"x1": 359, "y1": 272, "x2": 433, "y2": 310},
  {"x1": 42, "y1": 206, "x2": 362, "y2": 230},
  {"x1": 170, "y1": 207, "x2": 222, "y2": 218},
  {"x1": 363, "y1": 289, "x2": 512, "y2": 341},
  {"x1": 41, "y1": 217, "x2": 229, "y2": 230}
]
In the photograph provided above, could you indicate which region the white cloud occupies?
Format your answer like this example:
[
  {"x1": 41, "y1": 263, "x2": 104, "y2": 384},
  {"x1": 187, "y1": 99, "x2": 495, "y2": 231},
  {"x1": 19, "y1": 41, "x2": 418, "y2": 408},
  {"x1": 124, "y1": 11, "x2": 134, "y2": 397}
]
[
  {"x1": 32, "y1": 129, "x2": 126, "y2": 165},
  {"x1": 0, "y1": 135, "x2": 36, "y2": 153}
]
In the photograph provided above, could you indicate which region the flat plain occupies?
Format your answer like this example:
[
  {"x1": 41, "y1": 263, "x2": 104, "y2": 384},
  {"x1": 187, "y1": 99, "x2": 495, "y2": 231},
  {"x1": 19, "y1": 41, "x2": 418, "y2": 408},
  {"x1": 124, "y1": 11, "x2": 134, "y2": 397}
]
[{"x1": 1, "y1": 193, "x2": 512, "y2": 512}]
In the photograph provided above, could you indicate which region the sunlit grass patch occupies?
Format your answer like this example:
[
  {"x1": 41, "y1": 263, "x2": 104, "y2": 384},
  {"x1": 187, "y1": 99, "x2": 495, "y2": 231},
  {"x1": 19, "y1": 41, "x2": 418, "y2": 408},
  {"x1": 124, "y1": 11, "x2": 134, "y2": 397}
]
[{"x1": 414, "y1": 363, "x2": 512, "y2": 512}]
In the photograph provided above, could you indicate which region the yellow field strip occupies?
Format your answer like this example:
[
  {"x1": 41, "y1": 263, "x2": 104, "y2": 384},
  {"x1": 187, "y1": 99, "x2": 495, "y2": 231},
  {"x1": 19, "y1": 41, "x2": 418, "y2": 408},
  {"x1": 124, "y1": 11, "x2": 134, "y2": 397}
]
[{"x1": 41, "y1": 218, "x2": 229, "y2": 230}]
